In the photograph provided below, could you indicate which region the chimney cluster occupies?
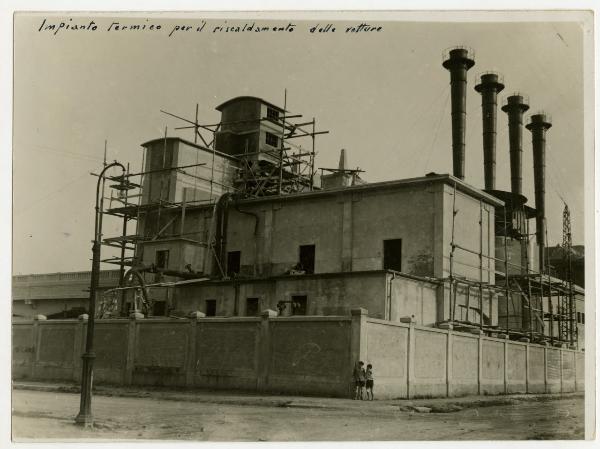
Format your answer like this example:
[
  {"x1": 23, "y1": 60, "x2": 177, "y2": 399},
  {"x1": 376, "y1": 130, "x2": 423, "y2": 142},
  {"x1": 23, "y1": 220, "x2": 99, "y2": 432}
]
[{"x1": 442, "y1": 46, "x2": 553, "y2": 272}]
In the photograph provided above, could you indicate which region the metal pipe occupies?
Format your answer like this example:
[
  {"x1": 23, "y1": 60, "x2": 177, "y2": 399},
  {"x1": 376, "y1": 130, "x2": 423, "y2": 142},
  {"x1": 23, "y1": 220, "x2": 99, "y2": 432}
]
[
  {"x1": 503, "y1": 206, "x2": 510, "y2": 334},
  {"x1": 475, "y1": 73, "x2": 504, "y2": 190},
  {"x1": 501, "y1": 95, "x2": 529, "y2": 196},
  {"x1": 443, "y1": 48, "x2": 475, "y2": 180}
]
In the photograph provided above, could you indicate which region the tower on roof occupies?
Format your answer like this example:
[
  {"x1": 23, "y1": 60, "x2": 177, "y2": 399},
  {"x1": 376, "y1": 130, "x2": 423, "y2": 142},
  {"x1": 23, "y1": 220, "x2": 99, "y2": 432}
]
[{"x1": 214, "y1": 96, "x2": 285, "y2": 165}]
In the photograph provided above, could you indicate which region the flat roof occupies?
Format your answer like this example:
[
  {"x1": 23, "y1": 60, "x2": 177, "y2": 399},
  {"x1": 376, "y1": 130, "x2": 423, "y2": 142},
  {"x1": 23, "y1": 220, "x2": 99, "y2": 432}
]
[
  {"x1": 238, "y1": 173, "x2": 505, "y2": 208},
  {"x1": 140, "y1": 136, "x2": 240, "y2": 162},
  {"x1": 215, "y1": 96, "x2": 285, "y2": 112}
]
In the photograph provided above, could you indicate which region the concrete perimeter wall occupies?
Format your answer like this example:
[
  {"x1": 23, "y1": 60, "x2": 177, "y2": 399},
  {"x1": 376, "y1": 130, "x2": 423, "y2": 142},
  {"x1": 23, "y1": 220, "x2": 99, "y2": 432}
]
[
  {"x1": 361, "y1": 316, "x2": 584, "y2": 399},
  {"x1": 12, "y1": 313, "x2": 355, "y2": 398},
  {"x1": 13, "y1": 310, "x2": 584, "y2": 399}
]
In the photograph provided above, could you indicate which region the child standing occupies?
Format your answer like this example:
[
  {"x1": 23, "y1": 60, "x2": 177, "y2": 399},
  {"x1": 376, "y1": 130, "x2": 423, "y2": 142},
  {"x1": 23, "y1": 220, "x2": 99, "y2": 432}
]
[
  {"x1": 353, "y1": 361, "x2": 366, "y2": 400},
  {"x1": 365, "y1": 364, "x2": 374, "y2": 400}
]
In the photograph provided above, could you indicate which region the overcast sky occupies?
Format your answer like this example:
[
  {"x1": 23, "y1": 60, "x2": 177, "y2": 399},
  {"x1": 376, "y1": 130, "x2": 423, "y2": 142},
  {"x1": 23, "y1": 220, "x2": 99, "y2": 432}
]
[{"x1": 12, "y1": 12, "x2": 589, "y2": 274}]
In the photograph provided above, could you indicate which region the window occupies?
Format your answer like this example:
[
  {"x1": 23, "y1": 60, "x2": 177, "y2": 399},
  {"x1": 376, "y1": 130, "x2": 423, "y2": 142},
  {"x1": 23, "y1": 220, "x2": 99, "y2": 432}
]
[
  {"x1": 577, "y1": 312, "x2": 581, "y2": 324},
  {"x1": 265, "y1": 132, "x2": 279, "y2": 147},
  {"x1": 205, "y1": 299, "x2": 217, "y2": 317},
  {"x1": 227, "y1": 251, "x2": 241, "y2": 277},
  {"x1": 582, "y1": 312, "x2": 585, "y2": 325},
  {"x1": 266, "y1": 107, "x2": 280, "y2": 120},
  {"x1": 291, "y1": 295, "x2": 307, "y2": 316},
  {"x1": 383, "y1": 239, "x2": 402, "y2": 272},
  {"x1": 246, "y1": 298, "x2": 259, "y2": 317},
  {"x1": 152, "y1": 301, "x2": 166, "y2": 316},
  {"x1": 299, "y1": 245, "x2": 316, "y2": 274},
  {"x1": 155, "y1": 250, "x2": 170, "y2": 269}
]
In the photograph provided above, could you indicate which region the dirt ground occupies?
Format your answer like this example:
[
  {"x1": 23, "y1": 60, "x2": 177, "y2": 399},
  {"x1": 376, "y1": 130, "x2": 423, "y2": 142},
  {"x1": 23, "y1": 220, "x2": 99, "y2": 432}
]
[{"x1": 11, "y1": 385, "x2": 585, "y2": 441}]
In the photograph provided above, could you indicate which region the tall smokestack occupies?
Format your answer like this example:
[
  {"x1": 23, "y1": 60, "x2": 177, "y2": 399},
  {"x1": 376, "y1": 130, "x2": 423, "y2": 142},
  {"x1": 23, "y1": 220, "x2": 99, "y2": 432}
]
[
  {"x1": 475, "y1": 73, "x2": 505, "y2": 190},
  {"x1": 526, "y1": 113, "x2": 552, "y2": 273},
  {"x1": 501, "y1": 95, "x2": 530, "y2": 195},
  {"x1": 443, "y1": 47, "x2": 475, "y2": 180}
]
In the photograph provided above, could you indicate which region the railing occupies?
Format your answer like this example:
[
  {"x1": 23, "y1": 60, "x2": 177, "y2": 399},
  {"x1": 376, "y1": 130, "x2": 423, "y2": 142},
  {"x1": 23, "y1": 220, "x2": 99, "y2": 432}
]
[{"x1": 13, "y1": 270, "x2": 121, "y2": 285}]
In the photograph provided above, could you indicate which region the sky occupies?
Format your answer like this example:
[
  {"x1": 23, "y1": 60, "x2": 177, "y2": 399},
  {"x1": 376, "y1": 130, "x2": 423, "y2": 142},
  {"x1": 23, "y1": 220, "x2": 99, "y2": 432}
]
[{"x1": 12, "y1": 12, "x2": 590, "y2": 274}]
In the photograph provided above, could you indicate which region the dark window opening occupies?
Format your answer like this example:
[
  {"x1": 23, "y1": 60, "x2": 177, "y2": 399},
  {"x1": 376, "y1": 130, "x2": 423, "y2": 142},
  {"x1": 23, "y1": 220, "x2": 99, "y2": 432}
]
[
  {"x1": 265, "y1": 132, "x2": 279, "y2": 147},
  {"x1": 246, "y1": 298, "x2": 259, "y2": 317},
  {"x1": 152, "y1": 301, "x2": 166, "y2": 316},
  {"x1": 383, "y1": 239, "x2": 402, "y2": 272},
  {"x1": 299, "y1": 245, "x2": 315, "y2": 274},
  {"x1": 291, "y1": 295, "x2": 307, "y2": 316},
  {"x1": 205, "y1": 299, "x2": 217, "y2": 317},
  {"x1": 155, "y1": 250, "x2": 170, "y2": 269},
  {"x1": 266, "y1": 107, "x2": 280, "y2": 120},
  {"x1": 582, "y1": 312, "x2": 585, "y2": 324},
  {"x1": 227, "y1": 251, "x2": 241, "y2": 277}
]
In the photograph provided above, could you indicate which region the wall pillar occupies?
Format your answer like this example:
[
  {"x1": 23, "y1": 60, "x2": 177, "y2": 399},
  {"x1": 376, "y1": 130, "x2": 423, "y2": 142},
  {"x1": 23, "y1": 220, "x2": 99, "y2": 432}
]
[
  {"x1": 573, "y1": 350, "x2": 578, "y2": 392},
  {"x1": 31, "y1": 318, "x2": 41, "y2": 379},
  {"x1": 543, "y1": 346, "x2": 549, "y2": 393},
  {"x1": 525, "y1": 344, "x2": 530, "y2": 393},
  {"x1": 341, "y1": 198, "x2": 353, "y2": 272},
  {"x1": 559, "y1": 348, "x2": 564, "y2": 393},
  {"x1": 185, "y1": 313, "x2": 203, "y2": 386},
  {"x1": 257, "y1": 309, "x2": 277, "y2": 392},
  {"x1": 124, "y1": 316, "x2": 138, "y2": 385},
  {"x1": 503, "y1": 339, "x2": 508, "y2": 394},
  {"x1": 73, "y1": 316, "x2": 87, "y2": 382},
  {"x1": 477, "y1": 334, "x2": 483, "y2": 395},
  {"x1": 407, "y1": 319, "x2": 416, "y2": 399},
  {"x1": 446, "y1": 328, "x2": 453, "y2": 397},
  {"x1": 260, "y1": 209, "x2": 274, "y2": 276},
  {"x1": 350, "y1": 308, "x2": 368, "y2": 397}
]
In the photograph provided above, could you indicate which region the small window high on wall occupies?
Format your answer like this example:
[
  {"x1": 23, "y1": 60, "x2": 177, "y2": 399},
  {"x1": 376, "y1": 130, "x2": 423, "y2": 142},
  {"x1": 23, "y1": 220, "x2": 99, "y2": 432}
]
[
  {"x1": 227, "y1": 251, "x2": 241, "y2": 277},
  {"x1": 155, "y1": 250, "x2": 169, "y2": 269},
  {"x1": 266, "y1": 107, "x2": 279, "y2": 120},
  {"x1": 205, "y1": 299, "x2": 217, "y2": 317},
  {"x1": 291, "y1": 295, "x2": 307, "y2": 315},
  {"x1": 299, "y1": 245, "x2": 315, "y2": 274},
  {"x1": 246, "y1": 298, "x2": 259, "y2": 317},
  {"x1": 383, "y1": 239, "x2": 402, "y2": 272},
  {"x1": 265, "y1": 132, "x2": 279, "y2": 147}
]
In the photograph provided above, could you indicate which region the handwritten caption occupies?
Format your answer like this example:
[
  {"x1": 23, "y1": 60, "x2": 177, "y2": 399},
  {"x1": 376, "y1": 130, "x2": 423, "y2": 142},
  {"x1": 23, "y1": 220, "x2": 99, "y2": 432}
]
[{"x1": 37, "y1": 19, "x2": 383, "y2": 37}]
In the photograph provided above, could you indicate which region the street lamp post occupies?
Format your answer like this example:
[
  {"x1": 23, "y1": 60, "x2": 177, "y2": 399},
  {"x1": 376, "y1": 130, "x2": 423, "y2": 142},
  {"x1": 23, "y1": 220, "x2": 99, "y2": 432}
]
[{"x1": 75, "y1": 161, "x2": 125, "y2": 427}]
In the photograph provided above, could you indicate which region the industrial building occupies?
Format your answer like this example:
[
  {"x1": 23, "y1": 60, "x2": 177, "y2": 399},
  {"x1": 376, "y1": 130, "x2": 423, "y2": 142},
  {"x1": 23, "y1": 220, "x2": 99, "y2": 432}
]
[
  {"x1": 13, "y1": 48, "x2": 584, "y2": 351},
  {"x1": 12, "y1": 270, "x2": 120, "y2": 319}
]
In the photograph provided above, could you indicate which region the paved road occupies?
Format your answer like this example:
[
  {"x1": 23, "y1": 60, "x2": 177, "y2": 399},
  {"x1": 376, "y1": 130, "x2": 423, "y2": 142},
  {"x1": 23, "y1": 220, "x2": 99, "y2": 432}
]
[{"x1": 12, "y1": 389, "x2": 584, "y2": 441}]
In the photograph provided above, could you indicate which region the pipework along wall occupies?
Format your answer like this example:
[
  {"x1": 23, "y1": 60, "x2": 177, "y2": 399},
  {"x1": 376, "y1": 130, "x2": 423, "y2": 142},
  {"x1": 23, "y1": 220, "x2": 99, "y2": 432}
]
[{"x1": 13, "y1": 311, "x2": 584, "y2": 399}]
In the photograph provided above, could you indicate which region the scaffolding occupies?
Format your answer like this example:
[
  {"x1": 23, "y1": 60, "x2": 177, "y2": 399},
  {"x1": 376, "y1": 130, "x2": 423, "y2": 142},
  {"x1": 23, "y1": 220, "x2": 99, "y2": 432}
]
[
  {"x1": 163, "y1": 92, "x2": 328, "y2": 197},
  {"x1": 443, "y1": 185, "x2": 579, "y2": 347},
  {"x1": 95, "y1": 95, "x2": 329, "y2": 315}
]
